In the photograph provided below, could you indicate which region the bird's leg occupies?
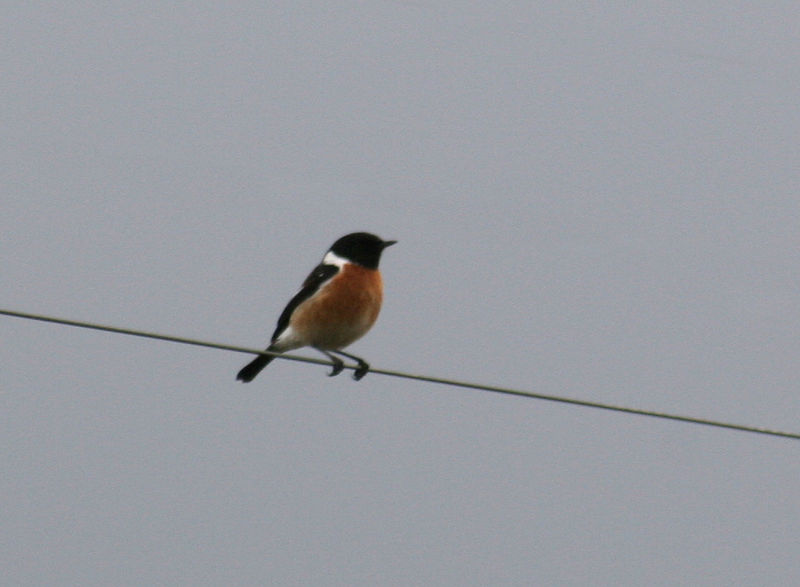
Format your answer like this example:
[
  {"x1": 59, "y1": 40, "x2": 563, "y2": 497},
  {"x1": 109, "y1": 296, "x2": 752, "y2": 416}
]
[
  {"x1": 316, "y1": 349, "x2": 345, "y2": 377},
  {"x1": 331, "y1": 350, "x2": 370, "y2": 381}
]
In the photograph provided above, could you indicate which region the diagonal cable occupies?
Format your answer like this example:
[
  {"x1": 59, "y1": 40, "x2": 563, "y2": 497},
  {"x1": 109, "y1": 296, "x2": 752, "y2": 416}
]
[{"x1": 2, "y1": 307, "x2": 798, "y2": 441}]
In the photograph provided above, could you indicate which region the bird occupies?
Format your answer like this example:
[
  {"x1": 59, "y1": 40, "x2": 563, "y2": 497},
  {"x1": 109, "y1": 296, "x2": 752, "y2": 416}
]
[{"x1": 236, "y1": 232, "x2": 396, "y2": 382}]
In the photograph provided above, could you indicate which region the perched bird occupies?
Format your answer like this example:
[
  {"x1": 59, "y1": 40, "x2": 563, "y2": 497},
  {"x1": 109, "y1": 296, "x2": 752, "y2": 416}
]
[{"x1": 237, "y1": 232, "x2": 396, "y2": 382}]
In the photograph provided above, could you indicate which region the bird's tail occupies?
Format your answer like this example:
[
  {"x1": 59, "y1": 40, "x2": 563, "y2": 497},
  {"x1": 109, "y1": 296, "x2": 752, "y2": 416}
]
[{"x1": 236, "y1": 350, "x2": 276, "y2": 382}]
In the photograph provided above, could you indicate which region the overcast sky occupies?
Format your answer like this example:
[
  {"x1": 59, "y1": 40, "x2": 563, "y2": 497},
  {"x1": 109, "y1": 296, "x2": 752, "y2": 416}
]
[{"x1": 3, "y1": 3, "x2": 799, "y2": 585}]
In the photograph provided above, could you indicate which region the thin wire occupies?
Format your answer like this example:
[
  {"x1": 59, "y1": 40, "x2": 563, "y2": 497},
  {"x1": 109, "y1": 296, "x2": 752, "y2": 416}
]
[{"x1": 2, "y1": 307, "x2": 798, "y2": 441}]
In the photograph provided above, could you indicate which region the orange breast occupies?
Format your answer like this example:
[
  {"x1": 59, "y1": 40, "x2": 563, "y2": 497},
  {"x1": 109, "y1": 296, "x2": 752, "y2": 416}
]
[{"x1": 289, "y1": 264, "x2": 384, "y2": 350}]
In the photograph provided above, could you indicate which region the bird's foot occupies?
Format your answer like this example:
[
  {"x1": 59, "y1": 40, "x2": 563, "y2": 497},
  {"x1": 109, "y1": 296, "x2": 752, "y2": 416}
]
[
  {"x1": 327, "y1": 356, "x2": 345, "y2": 377},
  {"x1": 352, "y1": 360, "x2": 369, "y2": 381}
]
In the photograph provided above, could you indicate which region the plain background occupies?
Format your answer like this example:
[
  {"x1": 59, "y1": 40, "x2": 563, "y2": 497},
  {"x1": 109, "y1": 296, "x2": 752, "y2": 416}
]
[{"x1": 3, "y1": 3, "x2": 799, "y2": 585}]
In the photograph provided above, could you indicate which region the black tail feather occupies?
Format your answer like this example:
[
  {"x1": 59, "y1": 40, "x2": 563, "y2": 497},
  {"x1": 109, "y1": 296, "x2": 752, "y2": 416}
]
[{"x1": 236, "y1": 352, "x2": 275, "y2": 382}]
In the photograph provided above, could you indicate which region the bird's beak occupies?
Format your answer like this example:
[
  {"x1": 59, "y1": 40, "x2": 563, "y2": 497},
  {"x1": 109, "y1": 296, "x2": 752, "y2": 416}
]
[{"x1": 382, "y1": 240, "x2": 397, "y2": 248}]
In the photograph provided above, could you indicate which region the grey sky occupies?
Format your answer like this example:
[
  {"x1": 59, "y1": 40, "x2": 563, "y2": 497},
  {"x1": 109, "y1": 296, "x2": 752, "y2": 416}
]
[{"x1": 3, "y1": 3, "x2": 799, "y2": 585}]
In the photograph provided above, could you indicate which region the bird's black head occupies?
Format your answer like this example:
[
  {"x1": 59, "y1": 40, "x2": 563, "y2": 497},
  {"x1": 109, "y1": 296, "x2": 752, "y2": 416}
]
[{"x1": 329, "y1": 232, "x2": 396, "y2": 269}]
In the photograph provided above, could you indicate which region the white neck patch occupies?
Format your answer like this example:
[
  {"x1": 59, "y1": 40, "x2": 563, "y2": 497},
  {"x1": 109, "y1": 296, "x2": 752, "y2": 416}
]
[{"x1": 323, "y1": 250, "x2": 349, "y2": 268}]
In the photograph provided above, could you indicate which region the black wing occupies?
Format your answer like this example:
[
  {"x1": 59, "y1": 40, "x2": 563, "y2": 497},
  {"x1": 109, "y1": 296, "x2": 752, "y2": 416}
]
[{"x1": 271, "y1": 263, "x2": 339, "y2": 342}]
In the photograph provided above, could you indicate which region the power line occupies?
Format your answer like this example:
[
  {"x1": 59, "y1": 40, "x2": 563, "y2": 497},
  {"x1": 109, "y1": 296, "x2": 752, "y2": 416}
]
[{"x1": 2, "y1": 307, "x2": 798, "y2": 441}]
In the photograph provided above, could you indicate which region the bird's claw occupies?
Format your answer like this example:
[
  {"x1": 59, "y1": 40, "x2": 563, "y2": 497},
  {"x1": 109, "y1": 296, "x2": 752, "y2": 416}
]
[
  {"x1": 352, "y1": 361, "x2": 369, "y2": 381},
  {"x1": 328, "y1": 358, "x2": 345, "y2": 377}
]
